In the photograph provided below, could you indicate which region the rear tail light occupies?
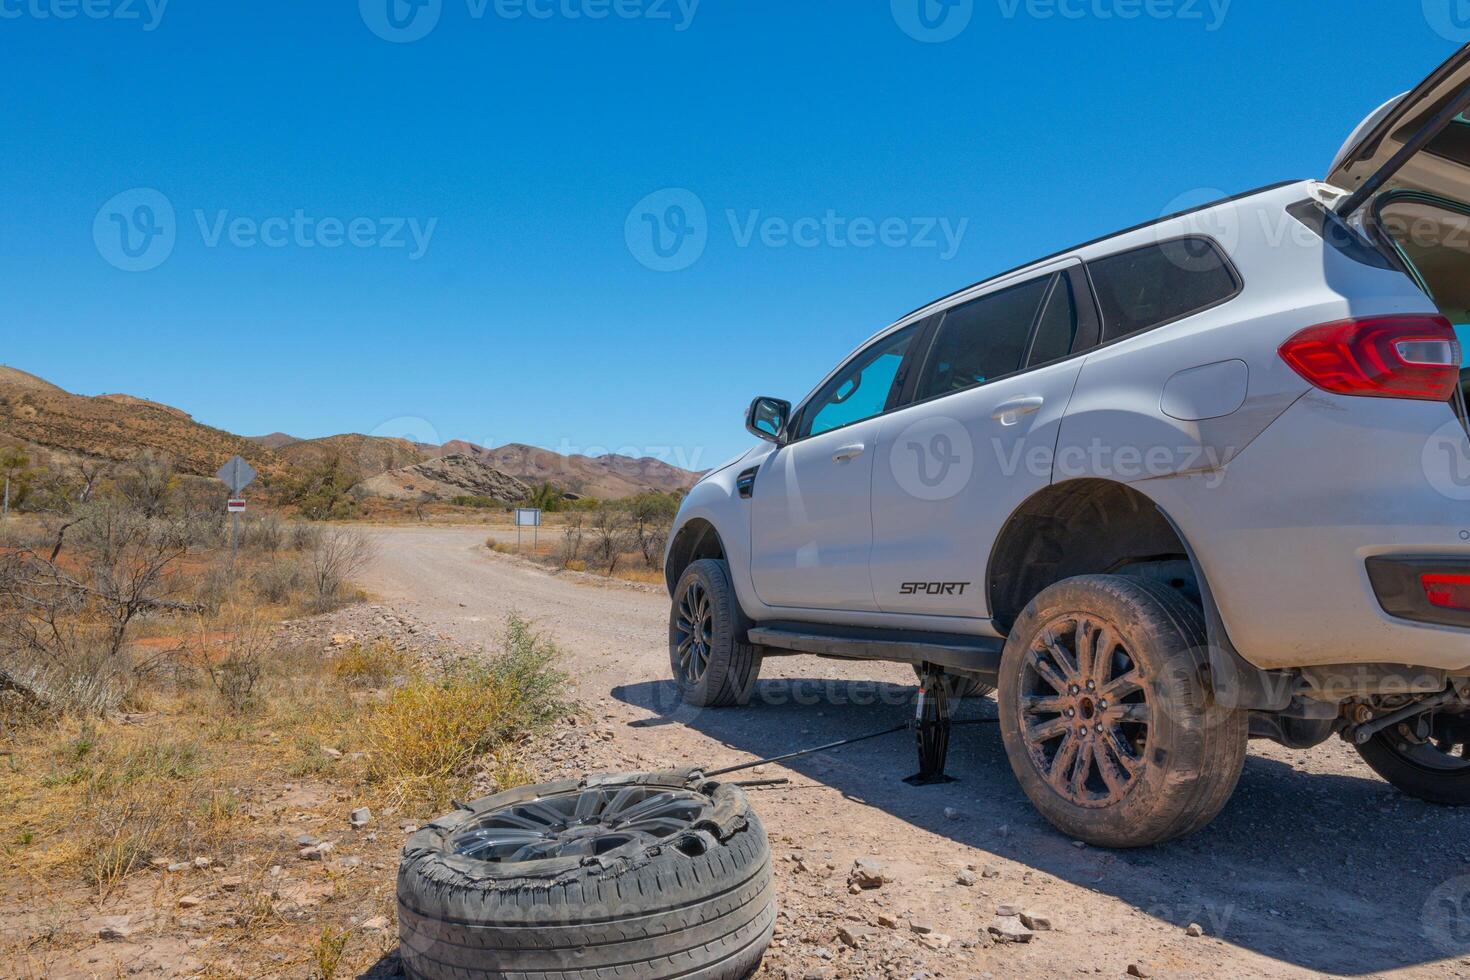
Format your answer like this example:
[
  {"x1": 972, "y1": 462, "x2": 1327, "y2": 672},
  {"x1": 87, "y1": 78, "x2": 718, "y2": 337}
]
[
  {"x1": 1279, "y1": 315, "x2": 1461, "y2": 401},
  {"x1": 1423, "y1": 574, "x2": 1470, "y2": 612}
]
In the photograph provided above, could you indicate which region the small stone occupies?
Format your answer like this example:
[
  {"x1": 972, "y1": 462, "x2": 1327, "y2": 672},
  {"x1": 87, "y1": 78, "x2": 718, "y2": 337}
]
[
  {"x1": 192, "y1": 857, "x2": 212, "y2": 868},
  {"x1": 349, "y1": 807, "x2": 372, "y2": 828},
  {"x1": 981, "y1": 865, "x2": 1001, "y2": 879},
  {"x1": 295, "y1": 834, "x2": 320, "y2": 847},
  {"x1": 837, "y1": 924, "x2": 874, "y2": 948},
  {"x1": 338, "y1": 856, "x2": 362, "y2": 869},
  {"x1": 943, "y1": 807, "x2": 961, "y2": 821},
  {"x1": 220, "y1": 876, "x2": 243, "y2": 892},
  {"x1": 1186, "y1": 922, "x2": 1204, "y2": 937},
  {"x1": 268, "y1": 866, "x2": 282, "y2": 878},
  {"x1": 849, "y1": 858, "x2": 886, "y2": 889},
  {"x1": 322, "y1": 747, "x2": 343, "y2": 759},
  {"x1": 917, "y1": 933, "x2": 953, "y2": 950},
  {"x1": 299, "y1": 847, "x2": 323, "y2": 861},
  {"x1": 401, "y1": 823, "x2": 420, "y2": 835},
  {"x1": 909, "y1": 919, "x2": 936, "y2": 935},
  {"x1": 956, "y1": 869, "x2": 977, "y2": 886},
  {"x1": 995, "y1": 903, "x2": 1022, "y2": 917},
  {"x1": 1019, "y1": 911, "x2": 1053, "y2": 931},
  {"x1": 877, "y1": 914, "x2": 901, "y2": 929},
  {"x1": 330, "y1": 634, "x2": 353, "y2": 647},
  {"x1": 167, "y1": 862, "x2": 190, "y2": 873},
  {"x1": 177, "y1": 895, "x2": 203, "y2": 909},
  {"x1": 1127, "y1": 963, "x2": 1153, "y2": 978},
  {"x1": 361, "y1": 915, "x2": 391, "y2": 932},
  {"x1": 987, "y1": 918, "x2": 1035, "y2": 944},
  {"x1": 97, "y1": 918, "x2": 133, "y2": 942},
  {"x1": 1072, "y1": 840, "x2": 1087, "y2": 849},
  {"x1": 148, "y1": 857, "x2": 171, "y2": 869}
]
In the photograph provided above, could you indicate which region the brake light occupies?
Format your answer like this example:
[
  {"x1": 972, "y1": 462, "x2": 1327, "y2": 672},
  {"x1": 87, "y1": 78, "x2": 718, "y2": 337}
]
[
  {"x1": 1423, "y1": 574, "x2": 1470, "y2": 612},
  {"x1": 1278, "y1": 315, "x2": 1461, "y2": 401}
]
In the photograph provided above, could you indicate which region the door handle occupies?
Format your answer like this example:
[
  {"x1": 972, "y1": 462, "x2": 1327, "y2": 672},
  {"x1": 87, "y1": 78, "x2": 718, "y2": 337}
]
[
  {"x1": 992, "y1": 397, "x2": 1045, "y2": 425},
  {"x1": 832, "y1": 443, "x2": 866, "y2": 462}
]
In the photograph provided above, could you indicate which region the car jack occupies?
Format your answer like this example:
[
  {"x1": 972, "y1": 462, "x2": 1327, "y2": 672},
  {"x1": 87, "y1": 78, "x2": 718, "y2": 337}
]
[
  {"x1": 702, "y1": 666, "x2": 993, "y2": 787},
  {"x1": 905, "y1": 665, "x2": 957, "y2": 785}
]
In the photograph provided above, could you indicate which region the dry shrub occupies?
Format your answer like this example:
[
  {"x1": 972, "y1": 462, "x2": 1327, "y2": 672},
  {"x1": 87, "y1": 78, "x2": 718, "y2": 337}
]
[
  {"x1": 197, "y1": 612, "x2": 271, "y2": 713},
  {"x1": 364, "y1": 615, "x2": 565, "y2": 809},
  {"x1": 331, "y1": 641, "x2": 409, "y2": 689},
  {"x1": 306, "y1": 527, "x2": 374, "y2": 612},
  {"x1": 251, "y1": 558, "x2": 303, "y2": 605}
]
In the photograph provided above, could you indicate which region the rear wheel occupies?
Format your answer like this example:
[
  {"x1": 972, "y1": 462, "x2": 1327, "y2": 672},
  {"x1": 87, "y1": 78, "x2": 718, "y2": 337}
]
[
  {"x1": 670, "y1": 560, "x2": 762, "y2": 708},
  {"x1": 997, "y1": 575, "x2": 1247, "y2": 848},
  {"x1": 1355, "y1": 710, "x2": 1470, "y2": 804}
]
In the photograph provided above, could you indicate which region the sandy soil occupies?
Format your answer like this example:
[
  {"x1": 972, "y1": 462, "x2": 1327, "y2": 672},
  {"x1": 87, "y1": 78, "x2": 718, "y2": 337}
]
[{"x1": 358, "y1": 525, "x2": 1470, "y2": 980}]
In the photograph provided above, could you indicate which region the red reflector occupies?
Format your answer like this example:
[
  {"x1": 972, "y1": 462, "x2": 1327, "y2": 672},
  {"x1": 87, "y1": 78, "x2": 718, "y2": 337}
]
[
  {"x1": 1279, "y1": 315, "x2": 1461, "y2": 401},
  {"x1": 1423, "y1": 574, "x2": 1470, "y2": 611}
]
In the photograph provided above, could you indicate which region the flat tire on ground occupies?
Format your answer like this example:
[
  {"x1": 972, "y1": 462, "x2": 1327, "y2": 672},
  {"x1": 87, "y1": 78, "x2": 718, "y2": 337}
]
[{"x1": 398, "y1": 771, "x2": 775, "y2": 980}]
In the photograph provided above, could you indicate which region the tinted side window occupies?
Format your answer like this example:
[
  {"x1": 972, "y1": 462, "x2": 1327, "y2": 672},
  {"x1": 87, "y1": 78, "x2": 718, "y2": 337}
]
[
  {"x1": 1087, "y1": 237, "x2": 1239, "y2": 342},
  {"x1": 803, "y1": 325, "x2": 918, "y2": 438},
  {"x1": 1026, "y1": 274, "x2": 1079, "y2": 367},
  {"x1": 914, "y1": 276, "x2": 1051, "y2": 402}
]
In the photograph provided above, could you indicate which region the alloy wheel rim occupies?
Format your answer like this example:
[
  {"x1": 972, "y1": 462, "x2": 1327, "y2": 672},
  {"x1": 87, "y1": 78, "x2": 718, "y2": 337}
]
[
  {"x1": 448, "y1": 785, "x2": 712, "y2": 863},
  {"x1": 674, "y1": 581, "x2": 714, "y2": 685},
  {"x1": 1019, "y1": 615, "x2": 1151, "y2": 808}
]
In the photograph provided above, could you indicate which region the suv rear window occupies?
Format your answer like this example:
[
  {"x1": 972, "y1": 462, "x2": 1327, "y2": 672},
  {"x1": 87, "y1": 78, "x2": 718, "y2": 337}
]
[{"x1": 1087, "y1": 237, "x2": 1239, "y2": 342}]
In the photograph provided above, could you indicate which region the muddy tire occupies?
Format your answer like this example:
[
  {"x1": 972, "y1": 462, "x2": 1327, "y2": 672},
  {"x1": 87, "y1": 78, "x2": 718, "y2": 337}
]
[
  {"x1": 911, "y1": 665, "x2": 994, "y2": 700},
  {"x1": 997, "y1": 575, "x2": 1248, "y2": 848},
  {"x1": 397, "y1": 771, "x2": 775, "y2": 980},
  {"x1": 670, "y1": 560, "x2": 763, "y2": 708},
  {"x1": 1356, "y1": 718, "x2": 1470, "y2": 805}
]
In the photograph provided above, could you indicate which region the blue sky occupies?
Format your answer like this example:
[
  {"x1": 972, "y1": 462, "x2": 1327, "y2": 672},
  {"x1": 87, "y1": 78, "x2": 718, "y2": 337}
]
[{"x1": 1, "y1": 2, "x2": 1465, "y2": 469}]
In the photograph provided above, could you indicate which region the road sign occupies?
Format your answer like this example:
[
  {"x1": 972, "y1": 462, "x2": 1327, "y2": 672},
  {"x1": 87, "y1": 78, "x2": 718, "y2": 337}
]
[
  {"x1": 227, "y1": 499, "x2": 246, "y2": 513},
  {"x1": 216, "y1": 456, "x2": 257, "y2": 494},
  {"x1": 515, "y1": 508, "x2": 542, "y2": 527}
]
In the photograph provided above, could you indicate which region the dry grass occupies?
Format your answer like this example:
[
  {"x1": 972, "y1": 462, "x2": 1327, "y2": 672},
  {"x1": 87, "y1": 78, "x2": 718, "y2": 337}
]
[
  {"x1": 363, "y1": 616, "x2": 565, "y2": 810},
  {"x1": 0, "y1": 603, "x2": 569, "y2": 976}
]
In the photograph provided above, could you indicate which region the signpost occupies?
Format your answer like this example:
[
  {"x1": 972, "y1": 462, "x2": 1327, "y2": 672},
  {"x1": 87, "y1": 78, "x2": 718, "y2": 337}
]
[
  {"x1": 515, "y1": 507, "x2": 542, "y2": 552},
  {"x1": 216, "y1": 456, "x2": 257, "y2": 559}
]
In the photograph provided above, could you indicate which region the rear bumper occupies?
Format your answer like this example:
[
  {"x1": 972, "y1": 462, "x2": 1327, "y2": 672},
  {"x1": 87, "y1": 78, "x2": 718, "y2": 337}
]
[
  {"x1": 1141, "y1": 392, "x2": 1470, "y2": 673},
  {"x1": 1366, "y1": 556, "x2": 1470, "y2": 630}
]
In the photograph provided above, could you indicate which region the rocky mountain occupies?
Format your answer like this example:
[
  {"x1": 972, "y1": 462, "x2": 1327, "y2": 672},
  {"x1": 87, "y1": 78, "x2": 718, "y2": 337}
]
[
  {"x1": 445, "y1": 442, "x2": 700, "y2": 498},
  {"x1": 357, "y1": 454, "x2": 530, "y2": 503}
]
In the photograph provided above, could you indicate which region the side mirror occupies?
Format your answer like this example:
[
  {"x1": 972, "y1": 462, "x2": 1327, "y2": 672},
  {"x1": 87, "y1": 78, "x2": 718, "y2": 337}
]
[{"x1": 745, "y1": 396, "x2": 791, "y2": 444}]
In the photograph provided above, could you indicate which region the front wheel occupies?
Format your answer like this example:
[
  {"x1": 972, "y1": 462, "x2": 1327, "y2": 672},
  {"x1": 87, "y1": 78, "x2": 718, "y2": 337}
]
[
  {"x1": 1355, "y1": 710, "x2": 1470, "y2": 804},
  {"x1": 997, "y1": 575, "x2": 1248, "y2": 848},
  {"x1": 669, "y1": 559, "x2": 763, "y2": 708}
]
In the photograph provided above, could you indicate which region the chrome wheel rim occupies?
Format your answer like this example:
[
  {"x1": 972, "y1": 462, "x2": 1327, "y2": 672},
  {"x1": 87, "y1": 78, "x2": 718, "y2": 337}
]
[
  {"x1": 674, "y1": 580, "x2": 714, "y2": 685},
  {"x1": 448, "y1": 786, "x2": 712, "y2": 863},
  {"x1": 1019, "y1": 615, "x2": 1151, "y2": 808}
]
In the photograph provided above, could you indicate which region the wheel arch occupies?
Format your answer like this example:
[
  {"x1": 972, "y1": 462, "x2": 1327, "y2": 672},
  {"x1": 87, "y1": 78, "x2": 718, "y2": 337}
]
[
  {"x1": 664, "y1": 517, "x2": 727, "y2": 596},
  {"x1": 986, "y1": 478, "x2": 1195, "y2": 634}
]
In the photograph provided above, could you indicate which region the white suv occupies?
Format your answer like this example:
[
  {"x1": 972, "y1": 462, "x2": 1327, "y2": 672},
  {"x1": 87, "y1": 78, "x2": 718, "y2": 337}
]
[{"x1": 664, "y1": 45, "x2": 1470, "y2": 847}]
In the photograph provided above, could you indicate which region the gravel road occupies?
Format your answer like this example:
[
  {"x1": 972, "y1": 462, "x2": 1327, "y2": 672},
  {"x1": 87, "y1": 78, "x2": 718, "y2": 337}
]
[{"x1": 360, "y1": 525, "x2": 1470, "y2": 979}]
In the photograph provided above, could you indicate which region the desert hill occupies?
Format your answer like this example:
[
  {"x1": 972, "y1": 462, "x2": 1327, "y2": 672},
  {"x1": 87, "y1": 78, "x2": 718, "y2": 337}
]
[
  {"x1": 247, "y1": 432, "x2": 301, "y2": 450},
  {"x1": 0, "y1": 367, "x2": 701, "y2": 501},
  {"x1": 275, "y1": 434, "x2": 427, "y2": 484},
  {"x1": 0, "y1": 368, "x2": 277, "y2": 479}
]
